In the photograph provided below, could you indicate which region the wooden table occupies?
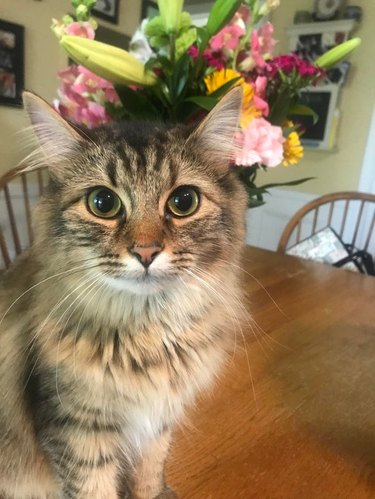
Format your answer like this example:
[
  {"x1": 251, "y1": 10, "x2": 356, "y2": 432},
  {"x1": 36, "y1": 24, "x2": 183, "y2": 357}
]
[{"x1": 166, "y1": 246, "x2": 375, "y2": 499}]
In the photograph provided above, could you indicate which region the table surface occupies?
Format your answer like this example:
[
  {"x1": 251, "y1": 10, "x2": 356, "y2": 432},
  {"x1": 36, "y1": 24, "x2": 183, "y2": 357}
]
[{"x1": 166, "y1": 246, "x2": 375, "y2": 499}]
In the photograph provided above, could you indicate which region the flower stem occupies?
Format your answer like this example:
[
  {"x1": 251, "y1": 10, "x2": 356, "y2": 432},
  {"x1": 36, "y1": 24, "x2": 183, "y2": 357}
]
[{"x1": 170, "y1": 32, "x2": 176, "y2": 65}]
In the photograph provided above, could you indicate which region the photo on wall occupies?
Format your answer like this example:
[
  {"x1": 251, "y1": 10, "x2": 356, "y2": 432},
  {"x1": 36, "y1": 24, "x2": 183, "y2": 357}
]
[
  {"x1": 0, "y1": 19, "x2": 24, "y2": 107},
  {"x1": 92, "y1": 0, "x2": 120, "y2": 24}
]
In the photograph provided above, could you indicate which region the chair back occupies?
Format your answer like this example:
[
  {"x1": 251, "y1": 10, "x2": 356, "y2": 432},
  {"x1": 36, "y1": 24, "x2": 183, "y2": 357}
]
[
  {"x1": 277, "y1": 191, "x2": 375, "y2": 255},
  {"x1": 0, "y1": 166, "x2": 48, "y2": 270}
]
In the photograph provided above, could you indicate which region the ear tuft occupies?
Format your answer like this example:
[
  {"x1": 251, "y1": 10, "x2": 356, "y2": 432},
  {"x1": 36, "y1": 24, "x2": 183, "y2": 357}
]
[
  {"x1": 21, "y1": 91, "x2": 86, "y2": 173},
  {"x1": 187, "y1": 87, "x2": 243, "y2": 169}
]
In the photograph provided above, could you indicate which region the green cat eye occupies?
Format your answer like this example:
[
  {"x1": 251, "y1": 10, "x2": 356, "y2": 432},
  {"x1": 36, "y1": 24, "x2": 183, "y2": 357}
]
[
  {"x1": 167, "y1": 186, "x2": 200, "y2": 218},
  {"x1": 87, "y1": 188, "x2": 123, "y2": 219}
]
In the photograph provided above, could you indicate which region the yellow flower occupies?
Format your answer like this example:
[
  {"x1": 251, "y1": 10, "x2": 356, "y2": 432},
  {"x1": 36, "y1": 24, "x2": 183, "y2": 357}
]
[
  {"x1": 204, "y1": 69, "x2": 241, "y2": 94},
  {"x1": 204, "y1": 69, "x2": 260, "y2": 128},
  {"x1": 240, "y1": 81, "x2": 261, "y2": 128},
  {"x1": 283, "y1": 128, "x2": 304, "y2": 166}
]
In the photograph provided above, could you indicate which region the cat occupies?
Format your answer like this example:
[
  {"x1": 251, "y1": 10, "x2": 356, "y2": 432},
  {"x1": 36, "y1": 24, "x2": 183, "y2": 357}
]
[{"x1": 0, "y1": 87, "x2": 247, "y2": 499}]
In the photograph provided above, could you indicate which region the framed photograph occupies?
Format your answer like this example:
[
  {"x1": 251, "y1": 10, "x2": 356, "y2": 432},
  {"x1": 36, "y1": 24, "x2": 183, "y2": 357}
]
[
  {"x1": 0, "y1": 19, "x2": 24, "y2": 107},
  {"x1": 96, "y1": 25, "x2": 129, "y2": 50},
  {"x1": 92, "y1": 0, "x2": 120, "y2": 24},
  {"x1": 290, "y1": 84, "x2": 340, "y2": 150},
  {"x1": 141, "y1": 0, "x2": 158, "y2": 20}
]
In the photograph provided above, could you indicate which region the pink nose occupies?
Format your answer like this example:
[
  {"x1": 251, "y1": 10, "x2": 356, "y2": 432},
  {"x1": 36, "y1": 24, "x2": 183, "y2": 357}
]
[{"x1": 129, "y1": 243, "x2": 163, "y2": 268}]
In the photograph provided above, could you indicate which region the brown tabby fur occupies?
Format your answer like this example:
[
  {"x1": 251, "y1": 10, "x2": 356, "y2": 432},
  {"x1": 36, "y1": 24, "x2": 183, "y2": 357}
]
[{"x1": 0, "y1": 88, "x2": 247, "y2": 498}]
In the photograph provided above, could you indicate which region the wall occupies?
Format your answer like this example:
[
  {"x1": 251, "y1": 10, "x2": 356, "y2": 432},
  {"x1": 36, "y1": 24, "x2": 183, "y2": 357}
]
[
  {"x1": 0, "y1": 0, "x2": 142, "y2": 175},
  {"x1": 256, "y1": 0, "x2": 375, "y2": 196}
]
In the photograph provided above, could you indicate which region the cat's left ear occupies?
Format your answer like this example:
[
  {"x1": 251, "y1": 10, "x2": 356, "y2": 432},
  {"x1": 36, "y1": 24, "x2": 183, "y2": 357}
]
[
  {"x1": 23, "y1": 91, "x2": 86, "y2": 172},
  {"x1": 186, "y1": 86, "x2": 242, "y2": 170}
]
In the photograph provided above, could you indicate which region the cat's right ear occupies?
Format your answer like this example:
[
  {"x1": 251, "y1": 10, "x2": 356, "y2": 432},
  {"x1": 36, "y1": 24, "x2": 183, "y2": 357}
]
[
  {"x1": 22, "y1": 91, "x2": 86, "y2": 174},
  {"x1": 186, "y1": 86, "x2": 243, "y2": 171}
]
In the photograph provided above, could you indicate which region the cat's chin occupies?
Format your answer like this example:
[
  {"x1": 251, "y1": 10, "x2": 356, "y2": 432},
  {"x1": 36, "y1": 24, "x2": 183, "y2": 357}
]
[{"x1": 103, "y1": 274, "x2": 176, "y2": 296}]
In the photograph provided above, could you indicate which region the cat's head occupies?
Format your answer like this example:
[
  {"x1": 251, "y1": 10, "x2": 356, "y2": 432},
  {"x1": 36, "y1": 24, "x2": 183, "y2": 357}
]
[{"x1": 24, "y1": 89, "x2": 247, "y2": 295}]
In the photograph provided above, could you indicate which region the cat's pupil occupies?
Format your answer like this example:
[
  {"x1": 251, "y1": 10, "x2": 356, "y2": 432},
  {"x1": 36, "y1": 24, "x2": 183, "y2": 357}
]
[
  {"x1": 173, "y1": 190, "x2": 193, "y2": 212},
  {"x1": 94, "y1": 190, "x2": 115, "y2": 213}
]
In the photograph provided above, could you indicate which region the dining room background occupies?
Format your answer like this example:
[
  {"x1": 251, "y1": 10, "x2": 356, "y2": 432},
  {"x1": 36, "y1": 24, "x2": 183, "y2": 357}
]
[{"x1": 0, "y1": 0, "x2": 374, "y2": 253}]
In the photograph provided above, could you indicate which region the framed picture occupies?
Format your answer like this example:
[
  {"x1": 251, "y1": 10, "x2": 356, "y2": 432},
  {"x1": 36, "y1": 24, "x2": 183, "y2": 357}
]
[
  {"x1": 141, "y1": 0, "x2": 158, "y2": 20},
  {"x1": 0, "y1": 19, "x2": 24, "y2": 107},
  {"x1": 96, "y1": 25, "x2": 129, "y2": 50},
  {"x1": 291, "y1": 85, "x2": 340, "y2": 150},
  {"x1": 92, "y1": 0, "x2": 120, "y2": 24}
]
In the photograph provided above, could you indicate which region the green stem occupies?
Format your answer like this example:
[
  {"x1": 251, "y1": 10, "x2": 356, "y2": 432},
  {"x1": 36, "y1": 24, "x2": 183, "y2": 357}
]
[{"x1": 170, "y1": 32, "x2": 176, "y2": 66}]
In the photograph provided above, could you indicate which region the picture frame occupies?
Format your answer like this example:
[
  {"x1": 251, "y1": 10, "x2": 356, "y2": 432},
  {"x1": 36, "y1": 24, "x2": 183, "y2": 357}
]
[
  {"x1": 291, "y1": 85, "x2": 340, "y2": 150},
  {"x1": 92, "y1": 0, "x2": 120, "y2": 25},
  {"x1": 96, "y1": 25, "x2": 129, "y2": 50},
  {"x1": 0, "y1": 19, "x2": 24, "y2": 107}
]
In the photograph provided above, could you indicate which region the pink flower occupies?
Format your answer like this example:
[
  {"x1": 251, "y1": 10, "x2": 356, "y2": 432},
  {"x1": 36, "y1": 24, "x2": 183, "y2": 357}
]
[
  {"x1": 188, "y1": 45, "x2": 226, "y2": 70},
  {"x1": 232, "y1": 5, "x2": 251, "y2": 26},
  {"x1": 258, "y1": 22, "x2": 277, "y2": 56},
  {"x1": 252, "y1": 76, "x2": 269, "y2": 116},
  {"x1": 210, "y1": 25, "x2": 245, "y2": 52},
  {"x1": 241, "y1": 22, "x2": 277, "y2": 71},
  {"x1": 267, "y1": 54, "x2": 324, "y2": 80},
  {"x1": 236, "y1": 118, "x2": 285, "y2": 167},
  {"x1": 64, "y1": 21, "x2": 95, "y2": 39},
  {"x1": 55, "y1": 64, "x2": 121, "y2": 128}
]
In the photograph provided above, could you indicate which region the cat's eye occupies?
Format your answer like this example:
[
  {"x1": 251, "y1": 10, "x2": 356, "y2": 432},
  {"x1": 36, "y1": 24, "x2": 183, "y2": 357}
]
[
  {"x1": 87, "y1": 188, "x2": 123, "y2": 219},
  {"x1": 167, "y1": 186, "x2": 200, "y2": 218}
]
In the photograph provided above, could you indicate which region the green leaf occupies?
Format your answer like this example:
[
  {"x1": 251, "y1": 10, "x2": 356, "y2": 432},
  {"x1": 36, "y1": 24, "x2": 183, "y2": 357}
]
[
  {"x1": 259, "y1": 177, "x2": 316, "y2": 190},
  {"x1": 196, "y1": 27, "x2": 210, "y2": 54},
  {"x1": 114, "y1": 85, "x2": 159, "y2": 119},
  {"x1": 184, "y1": 95, "x2": 218, "y2": 111},
  {"x1": 248, "y1": 198, "x2": 266, "y2": 208},
  {"x1": 170, "y1": 52, "x2": 190, "y2": 100},
  {"x1": 289, "y1": 104, "x2": 319, "y2": 125},
  {"x1": 206, "y1": 0, "x2": 243, "y2": 37}
]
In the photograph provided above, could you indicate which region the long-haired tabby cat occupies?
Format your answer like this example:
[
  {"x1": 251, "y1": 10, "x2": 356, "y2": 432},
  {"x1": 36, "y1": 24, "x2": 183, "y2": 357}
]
[{"x1": 0, "y1": 87, "x2": 247, "y2": 499}]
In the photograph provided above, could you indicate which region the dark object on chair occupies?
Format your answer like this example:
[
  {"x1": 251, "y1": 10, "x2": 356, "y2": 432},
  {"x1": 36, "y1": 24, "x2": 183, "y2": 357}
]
[
  {"x1": 278, "y1": 191, "x2": 375, "y2": 275},
  {"x1": 0, "y1": 165, "x2": 48, "y2": 270}
]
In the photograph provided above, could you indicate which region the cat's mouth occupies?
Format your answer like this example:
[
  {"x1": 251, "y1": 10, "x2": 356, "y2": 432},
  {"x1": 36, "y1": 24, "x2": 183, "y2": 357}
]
[{"x1": 103, "y1": 270, "x2": 177, "y2": 295}]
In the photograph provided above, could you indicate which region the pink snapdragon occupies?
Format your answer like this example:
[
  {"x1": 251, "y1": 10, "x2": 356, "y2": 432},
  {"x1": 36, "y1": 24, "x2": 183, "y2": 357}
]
[
  {"x1": 210, "y1": 25, "x2": 245, "y2": 52},
  {"x1": 240, "y1": 22, "x2": 277, "y2": 71},
  {"x1": 55, "y1": 65, "x2": 120, "y2": 128},
  {"x1": 64, "y1": 21, "x2": 95, "y2": 39},
  {"x1": 232, "y1": 5, "x2": 251, "y2": 27},
  {"x1": 236, "y1": 118, "x2": 285, "y2": 167},
  {"x1": 252, "y1": 76, "x2": 269, "y2": 116}
]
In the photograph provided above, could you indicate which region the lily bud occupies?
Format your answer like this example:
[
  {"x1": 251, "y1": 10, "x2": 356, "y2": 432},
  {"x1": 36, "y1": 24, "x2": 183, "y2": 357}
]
[
  {"x1": 157, "y1": 0, "x2": 184, "y2": 33},
  {"x1": 60, "y1": 36, "x2": 157, "y2": 86},
  {"x1": 315, "y1": 38, "x2": 361, "y2": 69}
]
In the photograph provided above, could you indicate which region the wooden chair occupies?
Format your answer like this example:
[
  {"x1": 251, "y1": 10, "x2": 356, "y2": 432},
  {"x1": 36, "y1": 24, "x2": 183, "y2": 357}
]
[
  {"x1": 0, "y1": 166, "x2": 48, "y2": 270},
  {"x1": 277, "y1": 191, "x2": 375, "y2": 257}
]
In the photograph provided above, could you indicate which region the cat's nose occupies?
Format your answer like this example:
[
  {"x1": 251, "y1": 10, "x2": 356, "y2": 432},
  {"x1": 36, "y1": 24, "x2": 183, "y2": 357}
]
[{"x1": 129, "y1": 243, "x2": 164, "y2": 269}]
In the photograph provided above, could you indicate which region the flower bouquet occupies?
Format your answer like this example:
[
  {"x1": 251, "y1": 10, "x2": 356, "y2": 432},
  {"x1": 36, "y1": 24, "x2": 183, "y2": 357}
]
[{"x1": 51, "y1": 0, "x2": 360, "y2": 207}]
